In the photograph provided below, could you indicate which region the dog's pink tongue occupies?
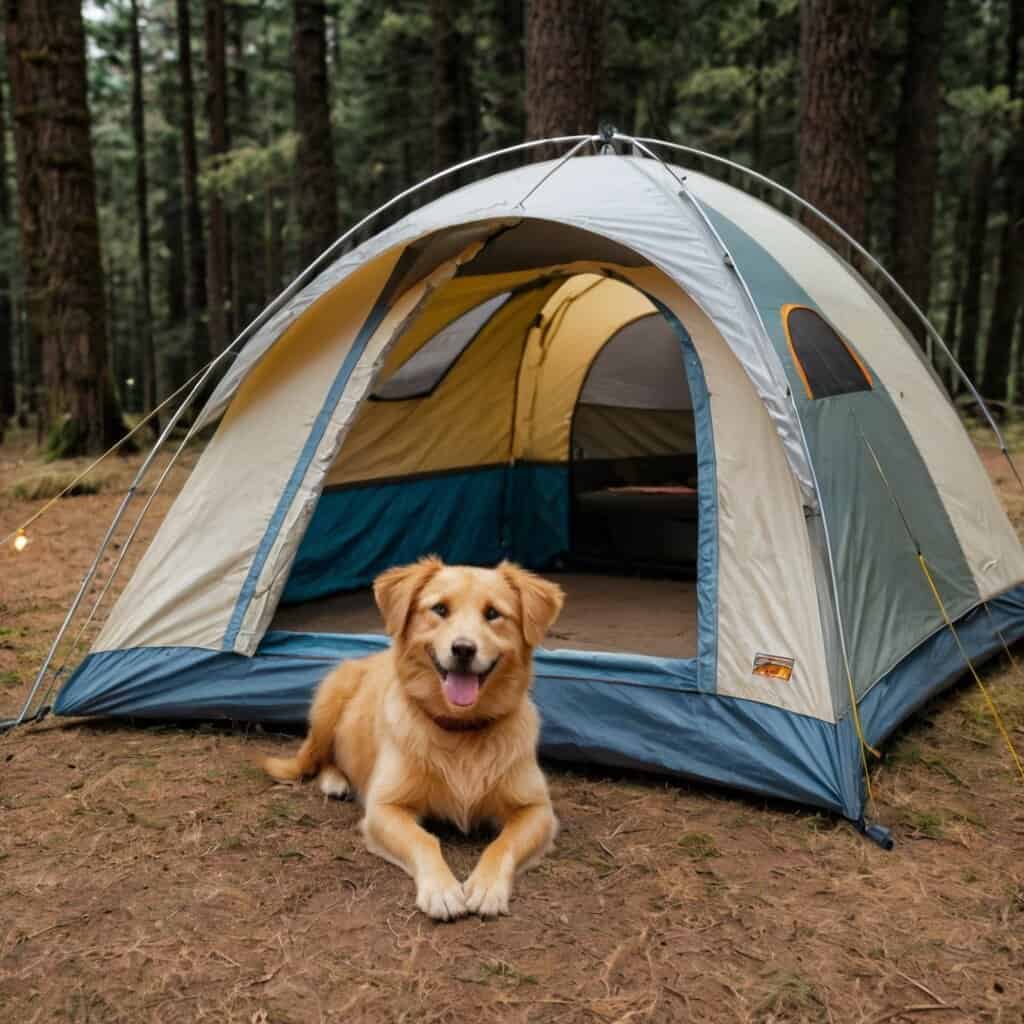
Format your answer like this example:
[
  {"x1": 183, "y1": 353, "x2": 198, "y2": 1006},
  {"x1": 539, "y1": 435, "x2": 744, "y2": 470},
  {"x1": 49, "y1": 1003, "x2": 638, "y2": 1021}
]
[{"x1": 444, "y1": 672, "x2": 480, "y2": 707}]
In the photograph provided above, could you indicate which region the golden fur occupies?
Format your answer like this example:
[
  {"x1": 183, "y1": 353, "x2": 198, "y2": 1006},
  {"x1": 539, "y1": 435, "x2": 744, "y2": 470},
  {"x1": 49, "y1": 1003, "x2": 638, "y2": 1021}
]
[{"x1": 263, "y1": 557, "x2": 564, "y2": 920}]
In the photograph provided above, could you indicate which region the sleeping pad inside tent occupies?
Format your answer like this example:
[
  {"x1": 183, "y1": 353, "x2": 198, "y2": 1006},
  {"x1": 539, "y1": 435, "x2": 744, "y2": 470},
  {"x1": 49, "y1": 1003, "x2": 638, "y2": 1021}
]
[{"x1": 51, "y1": 152, "x2": 1024, "y2": 830}]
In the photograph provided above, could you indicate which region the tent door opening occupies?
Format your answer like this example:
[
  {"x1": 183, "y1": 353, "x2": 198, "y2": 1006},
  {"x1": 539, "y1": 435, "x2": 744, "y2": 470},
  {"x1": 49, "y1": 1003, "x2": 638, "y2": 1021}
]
[{"x1": 566, "y1": 310, "x2": 699, "y2": 579}]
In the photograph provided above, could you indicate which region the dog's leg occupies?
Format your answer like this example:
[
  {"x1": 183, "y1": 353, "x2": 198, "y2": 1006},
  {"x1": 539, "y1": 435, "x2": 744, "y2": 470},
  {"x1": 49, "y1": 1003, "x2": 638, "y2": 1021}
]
[
  {"x1": 317, "y1": 765, "x2": 350, "y2": 799},
  {"x1": 463, "y1": 803, "x2": 557, "y2": 918},
  {"x1": 262, "y1": 662, "x2": 360, "y2": 783},
  {"x1": 361, "y1": 803, "x2": 467, "y2": 921}
]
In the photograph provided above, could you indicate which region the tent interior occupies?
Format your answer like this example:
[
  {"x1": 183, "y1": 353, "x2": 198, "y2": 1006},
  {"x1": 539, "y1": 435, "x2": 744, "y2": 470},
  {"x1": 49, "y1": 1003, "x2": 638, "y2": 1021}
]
[{"x1": 270, "y1": 222, "x2": 706, "y2": 660}]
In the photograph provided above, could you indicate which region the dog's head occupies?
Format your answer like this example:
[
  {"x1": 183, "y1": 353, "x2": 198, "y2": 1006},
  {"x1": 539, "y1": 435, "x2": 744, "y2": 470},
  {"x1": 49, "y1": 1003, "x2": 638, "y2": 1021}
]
[{"x1": 373, "y1": 557, "x2": 564, "y2": 721}]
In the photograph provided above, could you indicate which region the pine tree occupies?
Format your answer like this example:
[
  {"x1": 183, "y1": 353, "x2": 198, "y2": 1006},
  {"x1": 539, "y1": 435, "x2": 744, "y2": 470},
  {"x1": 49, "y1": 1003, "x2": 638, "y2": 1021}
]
[
  {"x1": 205, "y1": 0, "x2": 231, "y2": 352},
  {"x1": 797, "y1": 0, "x2": 876, "y2": 243},
  {"x1": 0, "y1": 66, "x2": 13, "y2": 440},
  {"x1": 4, "y1": 0, "x2": 124, "y2": 455},
  {"x1": 129, "y1": 0, "x2": 158, "y2": 430},
  {"x1": 890, "y1": 0, "x2": 946, "y2": 321},
  {"x1": 293, "y1": 0, "x2": 339, "y2": 267},
  {"x1": 525, "y1": 0, "x2": 606, "y2": 160},
  {"x1": 981, "y1": 0, "x2": 1023, "y2": 405},
  {"x1": 176, "y1": 0, "x2": 208, "y2": 373}
]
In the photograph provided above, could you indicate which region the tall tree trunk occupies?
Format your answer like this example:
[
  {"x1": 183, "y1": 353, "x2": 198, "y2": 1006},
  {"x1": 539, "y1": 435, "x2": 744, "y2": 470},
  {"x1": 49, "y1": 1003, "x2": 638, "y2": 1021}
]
[
  {"x1": 293, "y1": 0, "x2": 339, "y2": 268},
  {"x1": 942, "y1": 187, "x2": 971, "y2": 388},
  {"x1": 129, "y1": 0, "x2": 159, "y2": 433},
  {"x1": 957, "y1": 26, "x2": 999, "y2": 387},
  {"x1": 797, "y1": 0, "x2": 876, "y2": 244},
  {"x1": 176, "y1": 0, "x2": 208, "y2": 373},
  {"x1": 525, "y1": 0, "x2": 606, "y2": 161},
  {"x1": 983, "y1": 0, "x2": 1024, "y2": 406},
  {"x1": 0, "y1": 68, "x2": 14, "y2": 441},
  {"x1": 228, "y1": 7, "x2": 262, "y2": 334},
  {"x1": 158, "y1": 50, "x2": 186, "y2": 394},
  {"x1": 4, "y1": 0, "x2": 124, "y2": 455},
  {"x1": 205, "y1": 0, "x2": 231, "y2": 353},
  {"x1": 431, "y1": 0, "x2": 463, "y2": 172},
  {"x1": 890, "y1": 0, "x2": 946, "y2": 328}
]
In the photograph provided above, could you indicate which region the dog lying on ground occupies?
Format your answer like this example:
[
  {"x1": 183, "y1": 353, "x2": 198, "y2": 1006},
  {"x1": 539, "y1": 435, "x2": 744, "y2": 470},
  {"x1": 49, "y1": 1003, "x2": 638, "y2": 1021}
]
[{"x1": 263, "y1": 557, "x2": 564, "y2": 920}]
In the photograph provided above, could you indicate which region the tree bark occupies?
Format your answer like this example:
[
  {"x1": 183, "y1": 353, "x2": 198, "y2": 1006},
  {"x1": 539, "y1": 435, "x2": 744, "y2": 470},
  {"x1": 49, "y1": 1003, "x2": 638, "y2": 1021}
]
[
  {"x1": 293, "y1": 0, "x2": 339, "y2": 268},
  {"x1": 205, "y1": 0, "x2": 231, "y2": 353},
  {"x1": 158, "y1": 49, "x2": 186, "y2": 371},
  {"x1": 129, "y1": 0, "x2": 159, "y2": 433},
  {"x1": 942, "y1": 187, "x2": 970, "y2": 389},
  {"x1": 0, "y1": 68, "x2": 14, "y2": 441},
  {"x1": 525, "y1": 0, "x2": 606, "y2": 161},
  {"x1": 797, "y1": 0, "x2": 876, "y2": 244},
  {"x1": 890, "y1": 0, "x2": 945, "y2": 323},
  {"x1": 176, "y1": 0, "x2": 208, "y2": 373},
  {"x1": 982, "y1": 0, "x2": 1024, "y2": 405},
  {"x1": 431, "y1": 0, "x2": 463, "y2": 172},
  {"x1": 4, "y1": 0, "x2": 124, "y2": 455},
  {"x1": 957, "y1": 25, "x2": 999, "y2": 386}
]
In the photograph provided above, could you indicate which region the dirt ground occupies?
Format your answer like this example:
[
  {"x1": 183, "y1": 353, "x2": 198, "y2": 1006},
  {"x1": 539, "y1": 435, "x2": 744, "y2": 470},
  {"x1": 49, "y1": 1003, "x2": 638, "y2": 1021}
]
[{"x1": 1, "y1": 432, "x2": 1023, "y2": 1024}]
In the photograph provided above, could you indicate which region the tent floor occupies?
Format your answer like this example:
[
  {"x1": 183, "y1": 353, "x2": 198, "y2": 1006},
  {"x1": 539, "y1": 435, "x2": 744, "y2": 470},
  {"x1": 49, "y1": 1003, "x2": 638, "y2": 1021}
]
[{"x1": 272, "y1": 573, "x2": 698, "y2": 659}]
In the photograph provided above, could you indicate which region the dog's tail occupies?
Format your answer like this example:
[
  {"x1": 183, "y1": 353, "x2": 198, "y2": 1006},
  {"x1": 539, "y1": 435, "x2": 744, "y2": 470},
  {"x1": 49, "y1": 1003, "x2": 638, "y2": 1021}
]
[{"x1": 262, "y1": 667, "x2": 352, "y2": 783}]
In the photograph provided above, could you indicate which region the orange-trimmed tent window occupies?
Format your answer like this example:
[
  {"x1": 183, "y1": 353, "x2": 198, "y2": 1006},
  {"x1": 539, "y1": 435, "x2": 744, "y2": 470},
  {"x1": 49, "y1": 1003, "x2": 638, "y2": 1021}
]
[{"x1": 781, "y1": 304, "x2": 873, "y2": 400}]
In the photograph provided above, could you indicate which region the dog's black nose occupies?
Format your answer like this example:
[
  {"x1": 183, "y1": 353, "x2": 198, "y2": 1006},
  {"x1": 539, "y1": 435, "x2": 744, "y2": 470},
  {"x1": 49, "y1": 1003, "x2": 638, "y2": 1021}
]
[{"x1": 451, "y1": 639, "x2": 477, "y2": 663}]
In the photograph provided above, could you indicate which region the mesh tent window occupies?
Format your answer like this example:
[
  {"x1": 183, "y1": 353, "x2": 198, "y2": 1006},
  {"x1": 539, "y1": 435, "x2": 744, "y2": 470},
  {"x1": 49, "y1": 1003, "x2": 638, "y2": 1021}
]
[
  {"x1": 372, "y1": 291, "x2": 512, "y2": 400},
  {"x1": 782, "y1": 304, "x2": 873, "y2": 400}
]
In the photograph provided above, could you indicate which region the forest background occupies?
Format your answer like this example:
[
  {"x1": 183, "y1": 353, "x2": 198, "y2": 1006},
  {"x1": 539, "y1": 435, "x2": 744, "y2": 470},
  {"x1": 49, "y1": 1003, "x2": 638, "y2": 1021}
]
[{"x1": 0, "y1": 0, "x2": 1022, "y2": 456}]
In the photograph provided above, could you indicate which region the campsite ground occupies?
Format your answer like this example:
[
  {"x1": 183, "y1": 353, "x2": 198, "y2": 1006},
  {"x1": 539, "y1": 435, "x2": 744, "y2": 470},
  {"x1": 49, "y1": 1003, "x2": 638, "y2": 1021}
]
[{"x1": 1, "y1": 430, "x2": 1023, "y2": 1024}]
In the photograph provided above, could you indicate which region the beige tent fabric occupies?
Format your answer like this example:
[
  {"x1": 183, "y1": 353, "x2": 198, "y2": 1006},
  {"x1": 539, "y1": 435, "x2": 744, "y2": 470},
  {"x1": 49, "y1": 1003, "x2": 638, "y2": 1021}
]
[
  {"x1": 687, "y1": 174, "x2": 1024, "y2": 604},
  {"x1": 94, "y1": 246, "x2": 410, "y2": 653},
  {"x1": 95, "y1": 243, "x2": 481, "y2": 655},
  {"x1": 619, "y1": 267, "x2": 834, "y2": 722}
]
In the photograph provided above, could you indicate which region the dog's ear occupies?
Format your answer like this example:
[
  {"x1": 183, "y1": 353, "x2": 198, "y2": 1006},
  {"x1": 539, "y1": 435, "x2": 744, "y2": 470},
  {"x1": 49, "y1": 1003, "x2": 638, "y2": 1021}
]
[
  {"x1": 373, "y1": 556, "x2": 444, "y2": 637},
  {"x1": 499, "y1": 562, "x2": 564, "y2": 648}
]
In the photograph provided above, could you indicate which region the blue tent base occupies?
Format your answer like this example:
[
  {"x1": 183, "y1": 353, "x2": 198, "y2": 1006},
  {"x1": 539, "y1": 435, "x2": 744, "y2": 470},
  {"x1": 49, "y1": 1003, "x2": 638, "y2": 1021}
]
[{"x1": 54, "y1": 583, "x2": 1024, "y2": 825}]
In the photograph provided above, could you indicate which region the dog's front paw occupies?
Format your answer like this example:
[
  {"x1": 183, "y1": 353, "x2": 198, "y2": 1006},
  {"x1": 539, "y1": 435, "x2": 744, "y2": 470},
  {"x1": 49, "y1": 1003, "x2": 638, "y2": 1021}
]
[
  {"x1": 416, "y1": 873, "x2": 468, "y2": 921},
  {"x1": 463, "y1": 866, "x2": 511, "y2": 918},
  {"x1": 317, "y1": 766, "x2": 350, "y2": 799}
]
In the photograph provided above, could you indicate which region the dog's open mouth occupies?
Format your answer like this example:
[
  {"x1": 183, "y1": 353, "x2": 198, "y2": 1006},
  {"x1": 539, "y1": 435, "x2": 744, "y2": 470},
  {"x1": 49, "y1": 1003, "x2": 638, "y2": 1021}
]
[{"x1": 429, "y1": 650, "x2": 499, "y2": 708}]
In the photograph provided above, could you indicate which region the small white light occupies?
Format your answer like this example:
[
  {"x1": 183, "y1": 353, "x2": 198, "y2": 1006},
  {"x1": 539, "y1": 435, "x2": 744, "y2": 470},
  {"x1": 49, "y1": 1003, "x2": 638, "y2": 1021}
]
[{"x1": 12, "y1": 530, "x2": 29, "y2": 553}]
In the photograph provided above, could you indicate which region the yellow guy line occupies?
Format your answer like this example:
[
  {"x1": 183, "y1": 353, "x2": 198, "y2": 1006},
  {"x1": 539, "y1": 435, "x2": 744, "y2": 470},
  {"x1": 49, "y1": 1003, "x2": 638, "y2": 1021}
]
[
  {"x1": 856, "y1": 416, "x2": 1024, "y2": 783},
  {"x1": 918, "y1": 556, "x2": 1024, "y2": 782},
  {"x1": 0, "y1": 362, "x2": 214, "y2": 549}
]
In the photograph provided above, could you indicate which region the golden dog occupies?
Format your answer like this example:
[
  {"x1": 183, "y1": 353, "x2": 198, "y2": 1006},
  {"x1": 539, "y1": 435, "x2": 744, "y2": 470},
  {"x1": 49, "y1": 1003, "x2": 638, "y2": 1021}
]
[{"x1": 263, "y1": 557, "x2": 564, "y2": 920}]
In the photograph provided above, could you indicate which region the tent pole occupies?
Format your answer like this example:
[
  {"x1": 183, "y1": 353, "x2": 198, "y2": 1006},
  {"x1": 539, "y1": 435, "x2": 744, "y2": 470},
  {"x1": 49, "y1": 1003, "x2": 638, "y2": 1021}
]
[
  {"x1": 625, "y1": 135, "x2": 1022, "y2": 493},
  {"x1": 0, "y1": 352, "x2": 232, "y2": 734},
  {"x1": 513, "y1": 136, "x2": 601, "y2": 207}
]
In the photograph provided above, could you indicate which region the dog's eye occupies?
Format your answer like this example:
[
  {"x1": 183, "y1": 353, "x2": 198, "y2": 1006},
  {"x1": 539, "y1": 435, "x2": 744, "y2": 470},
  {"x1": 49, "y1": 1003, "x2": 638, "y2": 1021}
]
[
  {"x1": 431, "y1": 602, "x2": 449, "y2": 618},
  {"x1": 484, "y1": 606, "x2": 501, "y2": 622}
]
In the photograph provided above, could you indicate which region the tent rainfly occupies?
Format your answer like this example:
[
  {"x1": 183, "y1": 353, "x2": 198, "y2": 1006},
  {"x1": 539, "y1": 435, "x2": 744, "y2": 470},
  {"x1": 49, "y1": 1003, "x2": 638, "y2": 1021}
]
[{"x1": 47, "y1": 137, "x2": 1024, "y2": 837}]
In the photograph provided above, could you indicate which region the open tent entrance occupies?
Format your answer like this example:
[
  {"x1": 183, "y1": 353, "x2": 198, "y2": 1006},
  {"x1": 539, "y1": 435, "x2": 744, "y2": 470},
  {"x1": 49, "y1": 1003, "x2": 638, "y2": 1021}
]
[
  {"x1": 568, "y1": 311, "x2": 699, "y2": 579},
  {"x1": 270, "y1": 238, "x2": 708, "y2": 660}
]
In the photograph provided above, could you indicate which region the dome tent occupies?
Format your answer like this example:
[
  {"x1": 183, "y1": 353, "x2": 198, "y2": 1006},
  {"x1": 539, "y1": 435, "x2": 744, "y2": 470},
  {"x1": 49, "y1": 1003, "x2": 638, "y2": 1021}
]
[{"x1": 45, "y1": 135, "x2": 1024, "y2": 835}]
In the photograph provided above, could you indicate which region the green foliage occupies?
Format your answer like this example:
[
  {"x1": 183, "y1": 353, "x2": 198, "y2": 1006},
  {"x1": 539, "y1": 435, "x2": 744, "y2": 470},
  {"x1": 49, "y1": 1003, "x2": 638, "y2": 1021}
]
[
  {"x1": 199, "y1": 133, "x2": 297, "y2": 207},
  {"x1": 0, "y1": 0, "x2": 1010, "y2": 427}
]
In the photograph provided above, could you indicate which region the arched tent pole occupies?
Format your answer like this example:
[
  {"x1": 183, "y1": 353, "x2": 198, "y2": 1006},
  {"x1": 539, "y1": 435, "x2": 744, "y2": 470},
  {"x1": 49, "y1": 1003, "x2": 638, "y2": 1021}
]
[
  {"x1": 620, "y1": 133, "x2": 1024, "y2": 493},
  {"x1": 1, "y1": 134, "x2": 600, "y2": 735}
]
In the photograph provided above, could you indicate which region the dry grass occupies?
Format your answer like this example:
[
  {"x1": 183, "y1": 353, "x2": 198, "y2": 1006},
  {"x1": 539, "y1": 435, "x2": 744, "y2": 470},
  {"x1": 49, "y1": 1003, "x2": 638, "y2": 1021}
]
[{"x1": 1, "y1": 439, "x2": 1023, "y2": 1023}]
